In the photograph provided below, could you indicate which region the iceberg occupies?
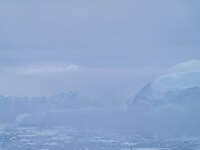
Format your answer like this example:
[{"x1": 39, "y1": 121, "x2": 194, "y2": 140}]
[{"x1": 132, "y1": 60, "x2": 200, "y2": 106}]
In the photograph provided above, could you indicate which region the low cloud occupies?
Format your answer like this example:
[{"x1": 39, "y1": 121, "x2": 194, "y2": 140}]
[{"x1": 5, "y1": 64, "x2": 80, "y2": 75}]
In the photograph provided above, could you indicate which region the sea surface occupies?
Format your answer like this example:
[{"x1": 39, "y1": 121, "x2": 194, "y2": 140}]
[{"x1": 0, "y1": 125, "x2": 198, "y2": 150}]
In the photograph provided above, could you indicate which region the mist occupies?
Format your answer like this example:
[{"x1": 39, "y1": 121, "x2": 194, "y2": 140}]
[{"x1": 0, "y1": 0, "x2": 200, "y2": 149}]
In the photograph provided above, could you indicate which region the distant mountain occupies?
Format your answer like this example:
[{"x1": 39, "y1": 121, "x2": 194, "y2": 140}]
[
  {"x1": 0, "y1": 91, "x2": 95, "y2": 111},
  {"x1": 0, "y1": 91, "x2": 96, "y2": 126}
]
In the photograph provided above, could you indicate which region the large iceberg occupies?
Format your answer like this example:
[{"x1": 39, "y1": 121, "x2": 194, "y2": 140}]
[{"x1": 132, "y1": 60, "x2": 200, "y2": 106}]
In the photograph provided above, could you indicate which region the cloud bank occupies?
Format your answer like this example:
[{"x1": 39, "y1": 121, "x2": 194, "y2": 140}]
[{"x1": 8, "y1": 64, "x2": 80, "y2": 75}]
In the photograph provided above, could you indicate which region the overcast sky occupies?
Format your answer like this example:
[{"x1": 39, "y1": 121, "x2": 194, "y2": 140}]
[{"x1": 0, "y1": 0, "x2": 199, "y2": 98}]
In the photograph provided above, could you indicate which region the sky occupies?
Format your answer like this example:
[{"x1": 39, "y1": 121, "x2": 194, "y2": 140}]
[{"x1": 0, "y1": 0, "x2": 199, "y2": 98}]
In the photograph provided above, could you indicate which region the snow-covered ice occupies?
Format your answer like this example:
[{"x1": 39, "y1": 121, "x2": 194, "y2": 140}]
[{"x1": 133, "y1": 60, "x2": 200, "y2": 106}]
